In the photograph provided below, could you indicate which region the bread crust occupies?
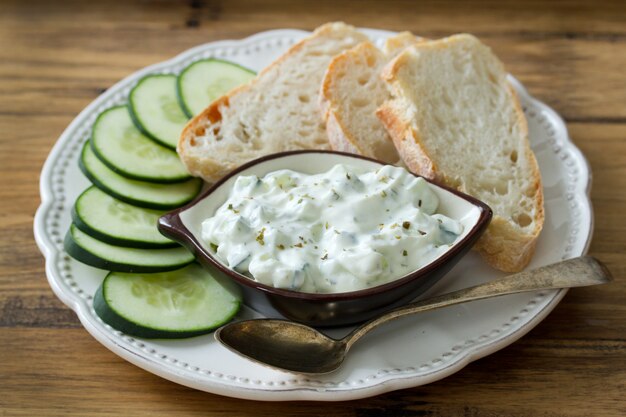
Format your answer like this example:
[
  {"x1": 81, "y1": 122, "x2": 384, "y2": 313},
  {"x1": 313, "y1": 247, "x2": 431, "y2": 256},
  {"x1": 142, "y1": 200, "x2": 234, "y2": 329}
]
[
  {"x1": 377, "y1": 34, "x2": 544, "y2": 272},
  {"x1": 383, "y1": 32, "x2": 425, "y2": 55},
  {"x1": 320, "y1": 36, "x2": 422, "y2": 164},
  {"x1": 320, "y1": 42, "x2": 379, "y2": 157},
  {"x1": 178, "y1": 94, "x2": 232, "y2": 181},
  {"x1": 324, "y1": 109, "x2": 363, "y2": 155},
  {"x1": 375, "y1": 100, "x2": 437, "y2": 179}
]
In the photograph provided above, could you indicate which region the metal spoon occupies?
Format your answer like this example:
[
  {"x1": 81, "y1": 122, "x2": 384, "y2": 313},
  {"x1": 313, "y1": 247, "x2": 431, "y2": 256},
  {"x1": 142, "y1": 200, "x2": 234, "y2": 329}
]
[{"x1": 215, "y1": 256, "x2": 611, "y2": 374}]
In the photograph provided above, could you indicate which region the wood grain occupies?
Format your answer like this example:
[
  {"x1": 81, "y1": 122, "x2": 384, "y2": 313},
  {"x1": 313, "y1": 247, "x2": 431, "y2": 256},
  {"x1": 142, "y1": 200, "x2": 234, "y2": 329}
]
[{"x1": 1, "y1": 1, "x2": 625, "y2": 416}]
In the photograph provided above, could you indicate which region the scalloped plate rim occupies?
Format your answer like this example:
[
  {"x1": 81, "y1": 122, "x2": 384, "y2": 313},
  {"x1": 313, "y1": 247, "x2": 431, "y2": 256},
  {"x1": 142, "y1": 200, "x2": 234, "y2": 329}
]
[{"x1": 33, "y1": 27, "x2": 593, "y2": 401}]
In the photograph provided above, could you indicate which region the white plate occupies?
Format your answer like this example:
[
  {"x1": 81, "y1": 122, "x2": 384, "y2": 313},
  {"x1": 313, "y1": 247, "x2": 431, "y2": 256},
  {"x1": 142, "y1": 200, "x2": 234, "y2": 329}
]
[{"x1": 34, "y1": 28, "x2": 592, "y2": 401}]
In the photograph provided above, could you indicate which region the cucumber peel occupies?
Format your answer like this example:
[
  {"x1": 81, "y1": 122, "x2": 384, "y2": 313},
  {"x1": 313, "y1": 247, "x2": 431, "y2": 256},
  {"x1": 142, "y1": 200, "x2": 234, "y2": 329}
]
[
  {"x1": 79, "y1": 141, "x2": 202, "y2": 210},
  {"x1": 177, "y1": 59, "x2": 255, "y2": 117},
  {"x1": 72, "y1": 186, "x2": 177, "y2": 249},
  {"x1": 93, "y1": 264, "x2": 241, "y2": 338},
  {"x1": 91, "y1": 106, "x2": 191, "y2": 183},
  {"x1": 129, "y1": 74, "x2": 189, "y2": 149},
  {"x1": 64, "y1": 224, "x2": 194, "y2": 273}
]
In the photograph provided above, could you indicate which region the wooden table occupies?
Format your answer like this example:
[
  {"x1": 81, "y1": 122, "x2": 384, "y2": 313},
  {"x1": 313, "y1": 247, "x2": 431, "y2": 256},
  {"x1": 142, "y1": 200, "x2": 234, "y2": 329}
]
[{"x1": 1, "y1": 1, "x2": 624, "y2": 415}]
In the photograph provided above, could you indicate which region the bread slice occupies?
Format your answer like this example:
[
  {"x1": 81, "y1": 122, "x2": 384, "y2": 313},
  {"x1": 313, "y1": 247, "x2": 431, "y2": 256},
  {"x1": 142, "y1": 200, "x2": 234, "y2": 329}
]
[
  {"x1": 377, "y1": 34, "x2": 544, "y2": 272},
  {"x1": 383, "y1": 31, "x2": 423, "y2": 55},
  {"x1": 319, "y1": 33, "x2": 422, "y2": 164},
  {"x1": 178, "y1": 22, "x2": 368, "y2": 182}
]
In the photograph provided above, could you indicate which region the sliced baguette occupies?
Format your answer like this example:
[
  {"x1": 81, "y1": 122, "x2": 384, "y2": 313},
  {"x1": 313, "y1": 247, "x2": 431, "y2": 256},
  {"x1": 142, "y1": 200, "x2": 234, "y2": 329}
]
[
  {"x1": 383, "y1": 31, "x2": 423, "y2": 55},
  {"x1": 378, "y1": 34, "x2": 544, "y2": 272},
  {"x1": 178, "y1": 22, "x2": 368, "y2": 182},
  {"x1": 319, "y1": 33, "x2": 422, "y2": 164}
]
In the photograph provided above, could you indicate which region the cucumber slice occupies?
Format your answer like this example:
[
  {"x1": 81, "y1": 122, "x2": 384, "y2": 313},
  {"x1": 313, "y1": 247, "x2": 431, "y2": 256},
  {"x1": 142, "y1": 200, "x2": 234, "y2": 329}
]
[
  {"x1": 129, "y1": 74, "x2": 189, "y2": 149},
  {"x1": 93, "y1": 264, "x2": 241, "y2": 338},
  {"x1": 177, "y1": 59, "x2": 255, "y2": 117},
  {"x1": 64, "y1": 224, "x2": 194, "y2": 273},
  {"x1": 79, "y1": 141, "x2": 202, "y2": 210},
  {"x1": 72, "y1": 186, "x2": 177, "y2": 249},
  {"x1": 91, "y1": 106, "x2": 190, "y2": 183}
]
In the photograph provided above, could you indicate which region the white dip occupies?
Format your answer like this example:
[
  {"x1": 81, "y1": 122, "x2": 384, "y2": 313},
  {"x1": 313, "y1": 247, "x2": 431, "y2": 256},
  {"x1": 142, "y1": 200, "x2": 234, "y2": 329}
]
[{"x1": 202, "y1": 164, "x2": 463, "y2": 293}]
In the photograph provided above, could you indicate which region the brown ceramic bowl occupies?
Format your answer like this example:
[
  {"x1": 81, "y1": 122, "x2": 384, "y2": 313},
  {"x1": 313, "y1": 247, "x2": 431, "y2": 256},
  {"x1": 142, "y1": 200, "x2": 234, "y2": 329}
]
[{"x1": 158, "y1": 151, "x2": 492, "y2": 327}]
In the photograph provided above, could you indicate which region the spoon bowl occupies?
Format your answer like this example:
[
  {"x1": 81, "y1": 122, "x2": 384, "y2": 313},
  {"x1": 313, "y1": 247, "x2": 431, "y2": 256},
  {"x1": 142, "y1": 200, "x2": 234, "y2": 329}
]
[
  {"x1": 217, "y1": 319, "x2": 347, "y2": 374},
  {"x1": 215, "y1": 256, "x2": 612, "y2": 374}
]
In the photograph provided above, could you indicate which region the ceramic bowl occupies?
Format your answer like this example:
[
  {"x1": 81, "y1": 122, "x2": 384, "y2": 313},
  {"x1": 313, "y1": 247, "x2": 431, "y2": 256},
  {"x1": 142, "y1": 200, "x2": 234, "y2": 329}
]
[{"x1": 158, "y1": 151, "x2": 492, "y2": 327}]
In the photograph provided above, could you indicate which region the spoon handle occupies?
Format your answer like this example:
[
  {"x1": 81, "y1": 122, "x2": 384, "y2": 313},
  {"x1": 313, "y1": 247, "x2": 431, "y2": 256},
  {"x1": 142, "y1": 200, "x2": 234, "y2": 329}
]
[{"x1": 344, "y1": 256, "x2": 611, "y2": 350}]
